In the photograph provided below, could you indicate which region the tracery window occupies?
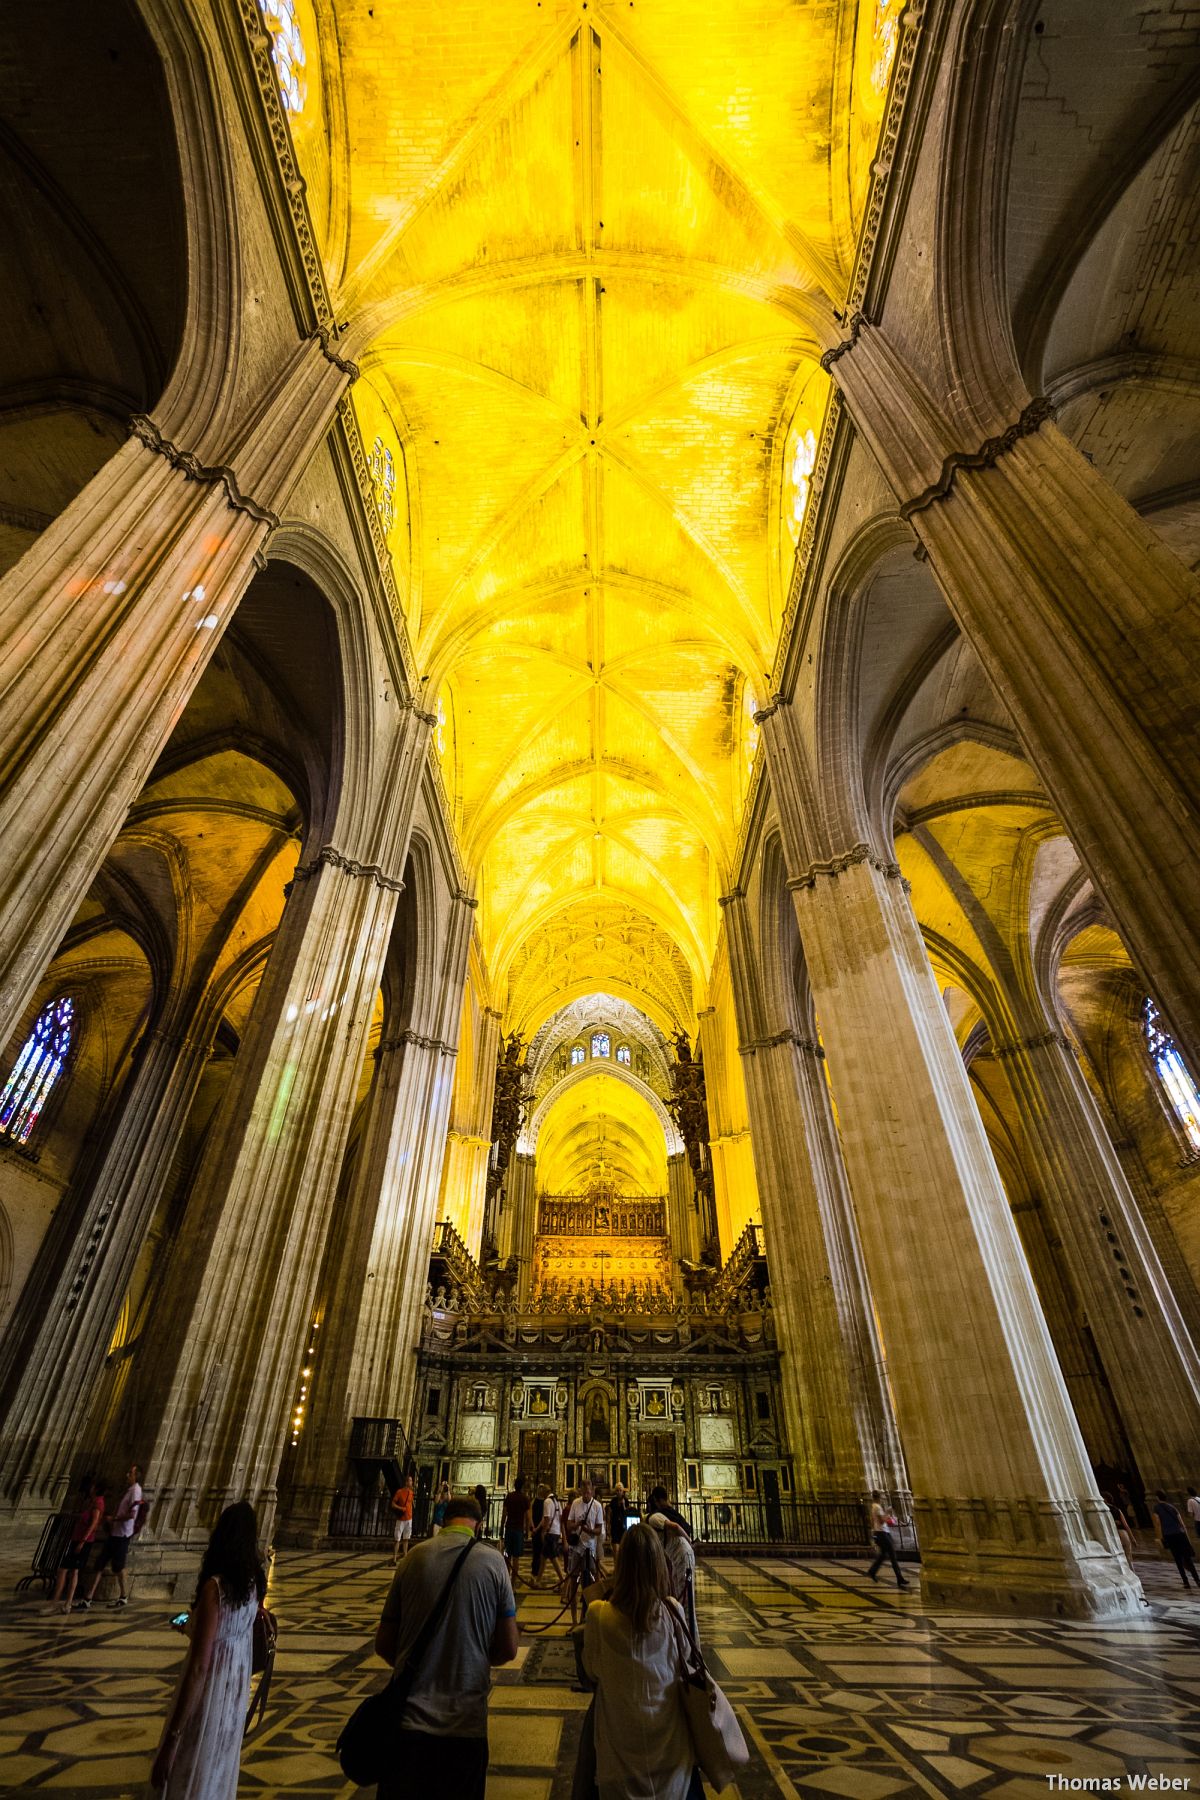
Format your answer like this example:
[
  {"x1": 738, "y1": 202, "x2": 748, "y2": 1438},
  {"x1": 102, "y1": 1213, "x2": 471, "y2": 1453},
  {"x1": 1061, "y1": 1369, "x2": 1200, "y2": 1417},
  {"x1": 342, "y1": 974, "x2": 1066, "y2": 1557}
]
[
  {"x1": 435, "y1": 693, "x2": 447, "y2": 758},
  {"x1": 570, "y1": 1044, "x2": 586, "y2": 1067},
  {"x1": 0, "y1": 996, "x2": 74, "y2": 1146},
  {"x1": 871, "y1": 0, "x2": 903, "y2": 94},
  {"x1": 786, "y1": 424, "x2": 818, "y2": 546},
  {"x1": 259, "y1": 0, "x2": 307, "y2": 113},
  {"x1": 1144, "y1": 998, "x2": 1200, "y2": 1155},
  {"x1": 591, "y1": 1032, "x2": 611, "y2": 1059},
  {"x1": 369, "y1": 435, "x2": 396, "y2": 537},
  {"x1": 616, "y1": 1043, "x2": 631, "y2": 1066}
]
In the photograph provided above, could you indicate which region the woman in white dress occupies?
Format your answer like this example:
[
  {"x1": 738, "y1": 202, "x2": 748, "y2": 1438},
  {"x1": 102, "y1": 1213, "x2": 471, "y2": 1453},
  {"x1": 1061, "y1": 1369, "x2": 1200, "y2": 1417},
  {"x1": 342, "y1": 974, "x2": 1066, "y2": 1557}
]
[
  {"x1": 149, "y1": 1500, "x2": 265, "y2": 1800},
  {"x1": 583, "y1": 1525, "x2": 699, "y2": 1800}
]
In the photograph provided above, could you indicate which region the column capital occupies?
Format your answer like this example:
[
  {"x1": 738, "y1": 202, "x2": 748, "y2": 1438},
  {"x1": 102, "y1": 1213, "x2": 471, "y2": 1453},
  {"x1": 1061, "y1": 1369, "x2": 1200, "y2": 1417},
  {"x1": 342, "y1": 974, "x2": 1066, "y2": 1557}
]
[
  {"x1": 128, "y1": 413, "x2": 281, "y2": 529},
  {"x1": 380, "y1": 1027, "x2": 457, "y2": 1057},
  {"x1": 899, "y1": 396, "x2": 1056, "y2": 523},
  {"x1": 309, "y1": 326, "x2": 360, "y2": 382},
  {"x1": 787, "y1": 842, "x2": 903, "y2": 893},
  {"x1": 991, "y1": 1027, "x2": 1076, "y2": 1063},
  {"x1": 738, "y1": 1028, "x2": 823, "y2": 1060},
  {"x1": 288, "y1": 845, "x2": 405, "y2": 894}
]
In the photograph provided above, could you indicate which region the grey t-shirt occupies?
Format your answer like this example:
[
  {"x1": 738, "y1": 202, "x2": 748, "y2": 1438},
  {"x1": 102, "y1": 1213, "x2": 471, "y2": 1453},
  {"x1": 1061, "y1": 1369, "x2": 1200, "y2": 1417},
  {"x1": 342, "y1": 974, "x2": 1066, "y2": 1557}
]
[{"x1": 380, "y1": 1529, "x2": 515, "y2": 1737}]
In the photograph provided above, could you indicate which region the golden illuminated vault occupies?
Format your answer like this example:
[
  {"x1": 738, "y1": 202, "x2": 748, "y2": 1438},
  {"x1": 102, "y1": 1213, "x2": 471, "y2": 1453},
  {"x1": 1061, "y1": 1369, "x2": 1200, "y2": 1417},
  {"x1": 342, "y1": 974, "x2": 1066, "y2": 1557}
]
[{"x1": 281, "y1": 0, "x2": 896, "y2": 1052}]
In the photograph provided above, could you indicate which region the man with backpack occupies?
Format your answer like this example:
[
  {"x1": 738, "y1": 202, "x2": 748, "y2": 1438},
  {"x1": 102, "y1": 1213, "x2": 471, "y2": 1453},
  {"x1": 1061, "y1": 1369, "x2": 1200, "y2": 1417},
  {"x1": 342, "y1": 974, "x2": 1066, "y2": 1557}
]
[
  {"x1": 78, "y1": 1462, "x2": 144, "y2": 1609},
  {"x1": 373, "y1": 1494, "x2": 518, "y2": 1799}
]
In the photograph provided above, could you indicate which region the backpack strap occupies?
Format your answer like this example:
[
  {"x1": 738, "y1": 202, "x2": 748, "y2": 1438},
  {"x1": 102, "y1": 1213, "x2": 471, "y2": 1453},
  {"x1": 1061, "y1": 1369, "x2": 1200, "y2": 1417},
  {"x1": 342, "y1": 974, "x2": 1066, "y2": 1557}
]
[{"x1": 393, "y1": 1536, "x2": 479, "y2": 1703}]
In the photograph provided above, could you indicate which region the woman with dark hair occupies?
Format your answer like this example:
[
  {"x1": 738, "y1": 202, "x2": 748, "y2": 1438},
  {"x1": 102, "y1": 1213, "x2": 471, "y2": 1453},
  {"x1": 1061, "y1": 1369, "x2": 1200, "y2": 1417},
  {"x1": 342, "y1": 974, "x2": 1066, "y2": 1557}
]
[
  {"x1": 582, "y1": 1524, "x2": 697, "y2": 1800},
  {"x1": 149, "y1": 1500, "x2": 266, "y2": 1797},
  {"x1": 51, "y1": 1476, "x2": 105, "y2": 1613}
]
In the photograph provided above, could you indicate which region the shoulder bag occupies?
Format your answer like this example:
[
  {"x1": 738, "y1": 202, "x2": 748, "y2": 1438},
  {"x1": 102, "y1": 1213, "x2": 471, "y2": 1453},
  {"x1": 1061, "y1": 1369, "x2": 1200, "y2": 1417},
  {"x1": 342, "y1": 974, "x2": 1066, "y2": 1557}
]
[
  {"x1": 244, "y1": 1603, "x2": 278, "y2": 1737},
  {"x1": 336, "y1": 1536, "x2": 478, "y2": 1786},
  {"x1": 666, "y1": 1599, "x2": 749, "y2": 1793}
]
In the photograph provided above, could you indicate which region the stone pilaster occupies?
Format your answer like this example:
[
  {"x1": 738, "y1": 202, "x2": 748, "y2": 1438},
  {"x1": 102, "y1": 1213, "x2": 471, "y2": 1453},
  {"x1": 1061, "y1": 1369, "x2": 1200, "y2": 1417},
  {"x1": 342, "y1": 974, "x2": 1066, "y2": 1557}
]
[
  {"x1": 0, "y1": 1021, "x2": 214, "y2": 1516},
  {"x1": 826, "y1": 318, "x2": 1200, "y2": 1068},
  {"x1": 721, "y1": 889, "x2": 905, "y2": 1505},
  {"x1": 0, "y1": 335, "x2": 353, "y2": 1049},
  {"x1": 993, "y1": 1027, "x2": 1200, "y2": 1489},
  {"x1": 507, "y1": 1154, "x2": 538, "y2": 1302}
]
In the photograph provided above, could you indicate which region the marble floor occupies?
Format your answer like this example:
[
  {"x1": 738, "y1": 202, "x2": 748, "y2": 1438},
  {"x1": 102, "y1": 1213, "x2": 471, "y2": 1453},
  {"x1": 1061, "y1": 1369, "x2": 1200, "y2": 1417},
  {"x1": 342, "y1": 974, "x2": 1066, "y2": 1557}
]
[{"x1": 2, "y1": 1544, "x2": 1199, "y2": 1798}]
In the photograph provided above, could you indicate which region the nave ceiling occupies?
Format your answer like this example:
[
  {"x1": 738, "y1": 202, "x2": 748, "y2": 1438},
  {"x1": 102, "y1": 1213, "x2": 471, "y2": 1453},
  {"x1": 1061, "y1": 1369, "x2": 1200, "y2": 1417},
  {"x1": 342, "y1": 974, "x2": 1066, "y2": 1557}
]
[{"x1": 284, "y1": 0, "x2": 898, "y2": 1026}]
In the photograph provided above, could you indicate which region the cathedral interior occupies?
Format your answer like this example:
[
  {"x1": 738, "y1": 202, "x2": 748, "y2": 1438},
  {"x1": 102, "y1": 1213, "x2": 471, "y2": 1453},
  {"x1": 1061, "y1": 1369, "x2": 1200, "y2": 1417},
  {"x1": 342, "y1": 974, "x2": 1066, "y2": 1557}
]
[{"x1": 2, "y1": 0, "x2": 1200, "y2": 1794}]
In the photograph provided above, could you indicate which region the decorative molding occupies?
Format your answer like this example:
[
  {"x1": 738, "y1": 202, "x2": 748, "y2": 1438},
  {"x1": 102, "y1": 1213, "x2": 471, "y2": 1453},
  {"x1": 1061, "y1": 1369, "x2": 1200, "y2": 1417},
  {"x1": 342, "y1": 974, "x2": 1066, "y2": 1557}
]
[
  {"x1": 820, "y1": 311, "x2": 866, "y2": 373},
  {"x1": 787, "y1": 843, "x2": 902, "y2": 893},
  {"x1": 717, "y1": 888, "x2": 746, "y2": 909},
  {"x1": 129, "y1": 414, "x2": 280, "y2": 528},
  {"x1": 738, "y1": 1028, "x2": 823, "y2": 1060},
  {"x1": 338, "y1": 397, "x2": 421, "y2": 689},
  {"x1": 234, "y1": 0, "x2": 337, "y2": 336},
  {"x1": 899, "y1": 397, "x2": 1055, "y2": 522},
  {"x1": 381, "y1": 1027, "x2": 457, "y2": 1057},
  {"x1": 751, "y1": 693, "x2": 788, "y2": 727},
  {"x1": 991, "y1": 1030, "x2": 1075, "y2": 1063},
  {"x1": 289, "y1": 845, "x2": 405, "y2": 893},
  {"x1": 454, "y1": 888, "x2": 480, "y2": 910},
  {"x1": 310, "y1": 327, "x2": 359, "y2": 381},
  {"x1": 842, "y1": 1, "x2": 928, "y2": 320}
]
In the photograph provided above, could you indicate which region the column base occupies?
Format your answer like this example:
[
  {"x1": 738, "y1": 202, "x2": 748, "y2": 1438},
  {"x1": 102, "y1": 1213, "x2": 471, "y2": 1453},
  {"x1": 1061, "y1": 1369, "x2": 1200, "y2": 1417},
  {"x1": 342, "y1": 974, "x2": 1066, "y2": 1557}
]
[{"x1": 915, "y1": 1495, "x2": 1144, "y2": 1620}]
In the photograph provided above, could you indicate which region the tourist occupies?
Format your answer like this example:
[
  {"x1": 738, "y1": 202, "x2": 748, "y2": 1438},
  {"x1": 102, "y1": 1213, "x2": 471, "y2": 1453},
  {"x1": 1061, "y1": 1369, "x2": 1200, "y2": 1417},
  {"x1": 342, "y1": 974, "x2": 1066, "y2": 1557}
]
[
  {"x1": 391, "y1": 1473, "x2": 414, "y2": 1564},
  {"x1": 583, "y1": 1525, "x2": 698, "y2": 1800},
  {"x1": 647, "y1": 1484, "x2": 692, "y2": 1541},
  {"x1": 79, "y1": 1462, "x2": 143, "y2": 1609},
  {"x1": 608, "y1": 1481, "x2": 628, "y2": 1555},
  {"x1": 565, "y1": 1477, "x2": 605, "y2": 1624},
  {"x1": 502, "y1": 1474, "x2": 532, "y2": 1580},
  {"x1": 474, "y1": 1482, "x2": 490, "y2": 1535},
  {"x1": 148, "y1": 1500, "x2": 265, "y2": 1799},
  {"x1": 51, "y1": 1477, "x2": 105, "y2": 1614},
  {"x1": 866, "y1": 1492, "x2": 909, "y2": 1589},
  {"x1": 1101, "y1": 1491, "x2": 1136, "y2": 1569},
  {"x1": 1186, "y1": 1485, "x2": 1200, "y2": 1543},
  {"x1": 431, "y1": 1480, "x2": 451, "y2": 1536},
  {"x1": 374, "y1": 1494, "x2": 518, "y2": 1800},
  {"x1": 541, "y1": 1484, "x2": 564, "y2": 1589},
  {"x1": 1152, "y1": 1491, "x2": 1200, "y2": 1590},
  {"x1": 530, "y1": 1484, "x2": 547, "y2": 1582},
  {"x1": 647, "y1": 1510, "x2": 699, "y2": 1642}
]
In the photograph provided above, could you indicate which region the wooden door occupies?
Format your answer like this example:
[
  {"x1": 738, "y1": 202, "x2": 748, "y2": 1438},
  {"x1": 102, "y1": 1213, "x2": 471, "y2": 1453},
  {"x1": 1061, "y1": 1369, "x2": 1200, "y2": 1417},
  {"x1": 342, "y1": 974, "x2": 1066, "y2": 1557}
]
[
  {"x1": 518, "y1": 1429, "x2": 558, "y2": 1493},
  {"x1": 638, "y1": 1431, "x2": 677, "y2": 1502}
]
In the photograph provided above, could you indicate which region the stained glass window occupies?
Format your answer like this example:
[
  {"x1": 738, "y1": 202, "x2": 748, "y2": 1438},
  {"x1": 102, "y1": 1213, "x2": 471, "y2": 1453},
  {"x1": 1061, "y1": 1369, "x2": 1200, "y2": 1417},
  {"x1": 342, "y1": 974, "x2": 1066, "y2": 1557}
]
[
  {"x1": 0, "y1": 996, "x2": 74, "y2": 1146},
  {"x1": 616, "y1": 1043, "x2": 631, "y2": 1066},
  {"x1": 570, "y1": 1044, "x2": 585, "y2": 1067},
  {"x1": 786, "y1": 425, "x2": 818, "y2": 546},
  {"x1": 1144, "y1": 998, "x2": 1200, "y2": 1154},
  {"x1": 871, "y1": 0, "x2": 903, "y2": 93},
  {"x1": 591, "y1": 1032, "x2": 611, "y2": 1059},
  {"x1": 260, "y1": 0, "x2": 307, "y2": 114},
  {"x1": 369, "y1": 435, "x2": 396, "y2": 537},
  {"x1": 435, "y1": 693, "x2": 447, "y2": 758}
]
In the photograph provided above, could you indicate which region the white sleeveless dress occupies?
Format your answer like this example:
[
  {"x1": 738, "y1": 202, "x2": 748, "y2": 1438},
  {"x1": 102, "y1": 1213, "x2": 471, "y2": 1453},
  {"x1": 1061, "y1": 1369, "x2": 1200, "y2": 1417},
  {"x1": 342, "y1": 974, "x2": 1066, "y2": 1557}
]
[{"x1": 163, "y1": 1580, "x2": 257, "y2": 1800}]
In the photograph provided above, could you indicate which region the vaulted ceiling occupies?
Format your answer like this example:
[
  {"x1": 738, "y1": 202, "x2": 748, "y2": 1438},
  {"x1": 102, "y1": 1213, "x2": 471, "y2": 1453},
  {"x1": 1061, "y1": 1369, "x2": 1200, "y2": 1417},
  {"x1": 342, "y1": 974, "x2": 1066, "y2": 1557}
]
[{"x1": 295, "y1": 0, "x2": 894, "y2": 1020}]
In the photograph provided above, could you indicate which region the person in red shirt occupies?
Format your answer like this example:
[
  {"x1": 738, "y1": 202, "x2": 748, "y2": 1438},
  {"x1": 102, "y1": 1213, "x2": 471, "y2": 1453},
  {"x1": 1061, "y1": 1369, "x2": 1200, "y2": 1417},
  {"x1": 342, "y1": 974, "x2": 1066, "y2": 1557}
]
[
  {"x1": 501, "y1": 1476, "x2": 532, "y2": 1582},
  {"x1": 391, "y1": 1474, "x2": 414, "y2": 1565},
  {"x1": 52, "y1": 1477, "x2": 106, "y2": 1613}
]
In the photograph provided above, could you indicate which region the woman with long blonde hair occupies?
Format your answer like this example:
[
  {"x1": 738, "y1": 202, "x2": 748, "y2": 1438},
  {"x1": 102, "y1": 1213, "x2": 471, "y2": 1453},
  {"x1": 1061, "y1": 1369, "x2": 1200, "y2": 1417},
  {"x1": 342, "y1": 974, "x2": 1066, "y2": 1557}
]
[{"x1": 582, "y1": 1524, "x2": 697, "y2": 1800}]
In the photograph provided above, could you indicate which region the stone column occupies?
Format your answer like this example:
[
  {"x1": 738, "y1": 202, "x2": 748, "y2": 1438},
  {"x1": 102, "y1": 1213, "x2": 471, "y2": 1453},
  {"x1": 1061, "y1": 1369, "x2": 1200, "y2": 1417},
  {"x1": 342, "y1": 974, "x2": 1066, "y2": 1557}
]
[
  {"x1": 760, "y1": 710, "x2": 1139, "y2": 1616},
  {"x1": 129, "y1": 839, "x2": 404, "y2": 1537},
  {"x1": 666, "y1": 1153, "x2": 698, "y2": 1270},
  {"x1": 281, "y1": 872, "x2": 474, "y2": 1546},
  {"x1": 827, "y1": 320, "x2": 1200, "y2": 1066},
  {"x1": 993, "y1": 1026, "x2": 1200, "y2": 1489},
  {"x1": 508, "y1": 1154, "x2": 538, "y2": 1302},
  {"x1": 341, "y1": 891, "x2": 477, "y2": 1432},
  {"x1": 0, "y1": 1019, "x2": 215, "y2": 1516},
  {"x1": 721, "y1": 889, "x2": 905, "y2": 1505},
  {"x1": 0, "y1": 335, "x2": 354, "y2": 1048}
]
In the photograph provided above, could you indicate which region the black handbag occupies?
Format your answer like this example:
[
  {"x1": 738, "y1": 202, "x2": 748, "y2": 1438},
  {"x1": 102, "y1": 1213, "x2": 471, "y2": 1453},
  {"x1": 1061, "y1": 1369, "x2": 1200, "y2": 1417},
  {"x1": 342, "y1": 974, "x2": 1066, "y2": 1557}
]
[{"x1": 336, "y1": 1536, "x2": 478, "y2": 1785}]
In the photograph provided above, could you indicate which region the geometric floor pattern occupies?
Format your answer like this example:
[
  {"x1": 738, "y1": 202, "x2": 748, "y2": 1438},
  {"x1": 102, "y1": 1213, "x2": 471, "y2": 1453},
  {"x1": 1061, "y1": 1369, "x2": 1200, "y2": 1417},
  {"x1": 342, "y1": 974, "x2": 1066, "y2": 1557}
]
[{"x1": 2, "y1": 1545, "x2": 1199, "y2": 1797}]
